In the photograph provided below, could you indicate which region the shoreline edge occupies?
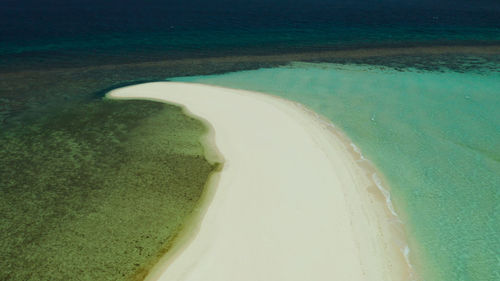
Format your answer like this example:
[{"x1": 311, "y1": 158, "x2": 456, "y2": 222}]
[{"x1": 107, "y1": 82, "x2": 415, "y2": 281}]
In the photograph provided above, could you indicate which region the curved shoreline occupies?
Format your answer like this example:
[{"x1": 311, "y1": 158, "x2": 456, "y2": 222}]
[{"x1": 108, "y1": 82, "x2": 413, "y2": 281}]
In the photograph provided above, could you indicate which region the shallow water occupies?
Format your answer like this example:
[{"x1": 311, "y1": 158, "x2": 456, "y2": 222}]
[
  {"x1": 173, "y1": 61, "x2": 500, "y2": 281},
  {"x1": 0, "y1": 97, "x2": 220, "y2": 281}
]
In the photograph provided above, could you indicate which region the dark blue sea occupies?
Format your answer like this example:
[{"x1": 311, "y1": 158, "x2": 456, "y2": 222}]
[{"x1": 1, "y1": 0, "x2": 499, "y2": 70}]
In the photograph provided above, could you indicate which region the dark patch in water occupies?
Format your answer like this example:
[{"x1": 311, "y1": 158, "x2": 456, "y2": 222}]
[{"x1": 92, "y1": 80, "x2": 161, "y2": 99}]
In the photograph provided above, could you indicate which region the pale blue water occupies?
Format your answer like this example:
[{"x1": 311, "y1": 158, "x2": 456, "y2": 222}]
[{"x1": 172, "y1": 63, "x2": 500, "y2": 281}]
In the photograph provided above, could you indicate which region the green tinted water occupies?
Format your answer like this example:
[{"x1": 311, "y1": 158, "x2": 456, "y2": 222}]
[
  {"x1": 173, "y1": 62, "x2": 500, "y2": 281},
  {"x1": 0, "y1": 73, "x2": 221, "y2": 280},
  {"x1": 0, "y1": 54, "x2": 319, "y2": 281}
]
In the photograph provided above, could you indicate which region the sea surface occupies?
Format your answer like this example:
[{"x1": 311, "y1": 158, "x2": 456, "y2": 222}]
[
  {"x1": 2, "y1": 0, "x2": 500, "y2": 71},
  {"x1": 1, "y1": 0, "x2": 499, "y2": 280}
]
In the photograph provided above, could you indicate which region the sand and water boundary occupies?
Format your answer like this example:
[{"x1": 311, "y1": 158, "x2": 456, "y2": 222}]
[{"x1": 108, "y1": 82, "x2": 415, "y2": 281}]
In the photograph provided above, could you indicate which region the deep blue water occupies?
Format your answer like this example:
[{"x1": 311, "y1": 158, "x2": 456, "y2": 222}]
[{"x1": 1, "y1": 0, "x2": 499, "y2": 69}]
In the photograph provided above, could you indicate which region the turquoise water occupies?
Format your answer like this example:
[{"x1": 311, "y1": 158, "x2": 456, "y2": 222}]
[{"x1": 173, "y1": 63, "x2": 500, "y2": 281}]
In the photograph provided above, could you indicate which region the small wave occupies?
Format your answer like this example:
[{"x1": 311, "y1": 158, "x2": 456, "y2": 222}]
[
  {"x1": 372, "y1": 173, "x2": 399, "y2": 217},
  {"x1": 403, "y1": 246, "x2": 413, "y2": 269},
  {"x1": 403, "y1": 245, "x2": 418, "y2": 281},
  {"x1": 372, "y1": 173, "x2": 418, "y2": 280},
  {"x1": 350, "y1": 143, "x2": 366, "y2": 161}
]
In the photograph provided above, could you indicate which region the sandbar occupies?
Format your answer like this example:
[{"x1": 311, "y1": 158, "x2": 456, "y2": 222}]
[{"x1": 108, "y1": 82, "x2": 411, "y2": 281}]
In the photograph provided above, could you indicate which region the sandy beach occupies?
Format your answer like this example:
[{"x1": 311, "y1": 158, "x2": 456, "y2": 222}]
[{"x1": 108, "y1": 82, "x2": 411, "y2": 281}]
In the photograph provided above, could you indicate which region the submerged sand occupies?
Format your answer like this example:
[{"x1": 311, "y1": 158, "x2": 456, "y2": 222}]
[{"x1": 108, "y1": 82, "x2": 411, "y2": 281}]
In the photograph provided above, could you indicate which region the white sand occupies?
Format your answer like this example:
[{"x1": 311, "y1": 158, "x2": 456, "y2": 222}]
[{"x1": 108, "y1": 82, "x2": 410, "y2": 281}]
